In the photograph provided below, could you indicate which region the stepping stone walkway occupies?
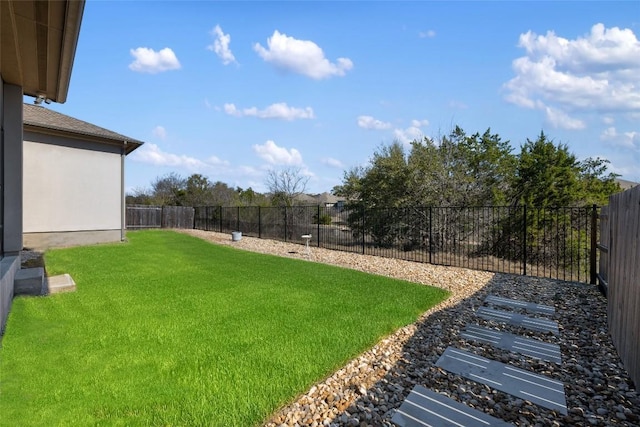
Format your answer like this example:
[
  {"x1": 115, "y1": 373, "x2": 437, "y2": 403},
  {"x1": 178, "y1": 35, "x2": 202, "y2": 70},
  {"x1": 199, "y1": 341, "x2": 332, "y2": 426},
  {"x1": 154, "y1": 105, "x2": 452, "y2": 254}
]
[
  {"x1": 393, "y1": 294, "x2": 567, "y2": 427},
  {"x1": 461, "y1": 324, "x2": 562, "y2": 364},
  {"x1": 391, "y1": 385, "x2": 514, "y2": 427},
  {"x1": 476, "y1": 306, "x2": 559, "y2": 335},
  {"x1": 435, "y1": 347, "x2": 567, "y2": 415}
]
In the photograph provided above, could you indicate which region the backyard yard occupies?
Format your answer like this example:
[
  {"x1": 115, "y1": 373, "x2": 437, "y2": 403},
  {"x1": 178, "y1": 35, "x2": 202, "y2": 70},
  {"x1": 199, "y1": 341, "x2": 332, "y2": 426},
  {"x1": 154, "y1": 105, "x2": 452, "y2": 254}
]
[{"x1": 0, "y1": 230, "x2": 448, "y2": 426}]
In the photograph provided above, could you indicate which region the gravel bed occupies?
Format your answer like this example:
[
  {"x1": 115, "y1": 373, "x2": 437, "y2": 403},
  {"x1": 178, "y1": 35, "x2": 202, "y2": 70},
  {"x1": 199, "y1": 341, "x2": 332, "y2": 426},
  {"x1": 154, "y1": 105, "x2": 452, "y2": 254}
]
[{"x1": 177, "y1": 229, "x2": 639, "y2": 427}]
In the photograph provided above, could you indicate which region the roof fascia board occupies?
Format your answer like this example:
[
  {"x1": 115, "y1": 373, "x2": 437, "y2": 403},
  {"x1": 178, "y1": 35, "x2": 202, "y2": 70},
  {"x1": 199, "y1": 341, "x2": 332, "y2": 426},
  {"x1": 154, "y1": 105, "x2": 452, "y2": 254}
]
[
  {"x1": 24, "y1": 123, "x2": 142, "y2": 155},
  {"x1": 55, "y1": 0, "x2": 85, "y2": 103}
]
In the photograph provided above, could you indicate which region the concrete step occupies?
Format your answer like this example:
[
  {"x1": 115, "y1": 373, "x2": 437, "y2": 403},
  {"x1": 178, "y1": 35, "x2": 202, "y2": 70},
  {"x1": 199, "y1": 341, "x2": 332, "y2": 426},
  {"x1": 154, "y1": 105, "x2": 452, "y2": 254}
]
[
  {"x1": 45, "y1": 274, "x2": 76, "y2": 294},
  {"x1": 14, "y1": 267, "x2": 45, "y2": 296}
]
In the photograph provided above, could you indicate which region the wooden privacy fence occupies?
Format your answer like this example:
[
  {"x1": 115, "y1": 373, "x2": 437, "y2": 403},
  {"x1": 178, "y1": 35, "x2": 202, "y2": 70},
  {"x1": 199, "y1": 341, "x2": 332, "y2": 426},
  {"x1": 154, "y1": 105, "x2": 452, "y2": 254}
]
[
  {"x1": 601, "y1": 185, "x2": 640, "y2": 387},
  {"x1": 126, "y1": 205, "x2": 194, "y2": 229}
]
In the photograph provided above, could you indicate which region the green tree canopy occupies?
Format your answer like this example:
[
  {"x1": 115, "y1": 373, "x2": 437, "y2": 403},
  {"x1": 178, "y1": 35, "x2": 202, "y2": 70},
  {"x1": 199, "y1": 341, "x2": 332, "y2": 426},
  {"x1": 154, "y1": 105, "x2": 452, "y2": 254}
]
[{"x1": 512, "y1": 132, "x2": 583, "y2": 208}]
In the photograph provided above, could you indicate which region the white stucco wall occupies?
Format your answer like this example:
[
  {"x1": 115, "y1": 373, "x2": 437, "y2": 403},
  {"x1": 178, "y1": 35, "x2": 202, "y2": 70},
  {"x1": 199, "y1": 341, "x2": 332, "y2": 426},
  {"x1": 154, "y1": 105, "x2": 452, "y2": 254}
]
[{"x1": 23, "y1": 134, "x2": 122, "y2": 234}]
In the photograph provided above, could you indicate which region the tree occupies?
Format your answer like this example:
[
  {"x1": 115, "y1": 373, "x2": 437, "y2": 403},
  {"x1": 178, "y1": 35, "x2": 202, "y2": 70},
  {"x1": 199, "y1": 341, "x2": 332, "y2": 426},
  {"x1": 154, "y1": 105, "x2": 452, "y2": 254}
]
[
  {"x1": 126, "y1": 187, "x2": 153, "y2": 205},
  {"x1": 237, "y1": 187, "x2": 268, "y2": 206},
  {"x1": 206, "y1": 181, "x2": 237, "y2": 206},
  {"x1": 265, "y1": 167, "x2": 310, "y2": 207},
  {"x1": 407, "y1": 127, "x2": 515, "y2": 207},
  {"x1": 335, "y1": 128, "x2": 516, "y2": 249},
  {"x1": 511, "y1": 131, "x2": 582, "y2": 208},
  {"x1": 150, "y1": 172, "x2": 186, "y2": 206},
  {"x1": 578, "y1": 157, "x2": 621, "y2": 205},
  {"x1": 183, "y1": 174, "x2": 213, "y2": 207},
  {"x1": 489, "y1": 133, "x2": 620, "y2": 268},
  {"x1": 264, "y1": 167, "x2": 311, "y2": 240}
]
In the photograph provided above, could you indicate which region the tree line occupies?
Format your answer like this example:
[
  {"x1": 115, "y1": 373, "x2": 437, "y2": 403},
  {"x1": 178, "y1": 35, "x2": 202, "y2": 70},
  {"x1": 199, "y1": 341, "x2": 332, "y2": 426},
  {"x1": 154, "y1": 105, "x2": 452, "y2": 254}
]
[
  {"x1": 333, "y1": 127, "x2": 619, "y2": 209},
  {"x1": 331, "y1": 127, "x2": 620, "y2": 267},
  {"x1": 128, "y1": 127, "x2": 620, "y2": 212},
  {"x1": 126, "y1": 167, "x2": 312, "y2": 208}
]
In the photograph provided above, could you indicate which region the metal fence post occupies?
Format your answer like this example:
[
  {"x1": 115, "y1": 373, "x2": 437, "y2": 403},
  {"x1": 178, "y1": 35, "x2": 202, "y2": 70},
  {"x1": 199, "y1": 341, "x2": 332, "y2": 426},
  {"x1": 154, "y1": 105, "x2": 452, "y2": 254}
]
[
  {"x1": 317, "y1": 205, "x2": 321, "y2": 247},
  {"x1": 429, "y1": 206, "x2": 433, "y2": 265},
  {"x1": 361, "y1": 206, "x2": 366, "y2": 254},
  {"x1": 218, "y1": 206, "x2": 222, "y2": 232},
  {"x1": 590, "y1": 204, "x2": 598, "y2": 285},
  {"x1": 523, "y1": 205, "x2": 527, "y2": 276},
  {"x1": 284, "y1": 207, "x2": 288, "y2": 242},
  {"x1": 258, "y1": 206, "x2": 262, "y2": 238}
]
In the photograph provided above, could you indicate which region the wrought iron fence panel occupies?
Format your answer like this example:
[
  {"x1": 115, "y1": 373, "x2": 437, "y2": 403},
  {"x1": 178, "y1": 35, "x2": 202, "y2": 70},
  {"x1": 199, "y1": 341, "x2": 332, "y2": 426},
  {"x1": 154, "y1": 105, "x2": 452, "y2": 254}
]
[{"x1": 191, "y1": 204, "x2": 598, "y2": 283}]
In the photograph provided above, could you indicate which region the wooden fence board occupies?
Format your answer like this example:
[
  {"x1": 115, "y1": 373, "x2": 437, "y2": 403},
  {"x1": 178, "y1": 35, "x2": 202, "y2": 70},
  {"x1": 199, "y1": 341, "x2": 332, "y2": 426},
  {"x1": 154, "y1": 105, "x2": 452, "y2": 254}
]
[
  {"x1": 606, "y1": 185, "x2": 640, "y2": 387},
  {"x1": 126, "y1": 206, "x2": 194, "y2": 230},
  {"x1": 126, "y1": 205, "x2": 162, "y2": 229}
]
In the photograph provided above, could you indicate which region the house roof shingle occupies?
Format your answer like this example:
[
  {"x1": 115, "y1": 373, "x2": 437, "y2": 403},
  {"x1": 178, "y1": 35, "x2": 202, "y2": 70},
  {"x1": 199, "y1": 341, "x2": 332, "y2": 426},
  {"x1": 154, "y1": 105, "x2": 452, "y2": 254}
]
[{"x1": 23, "y1": 104, "x2": 144, "y2": 154}]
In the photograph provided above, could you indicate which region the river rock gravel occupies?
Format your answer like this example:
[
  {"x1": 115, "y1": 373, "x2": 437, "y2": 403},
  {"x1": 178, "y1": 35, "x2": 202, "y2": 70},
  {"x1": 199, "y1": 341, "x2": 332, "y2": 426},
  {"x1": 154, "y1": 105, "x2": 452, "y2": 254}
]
[{"x1": 176, "y1": 229, "x2": 639, "y2": 427}]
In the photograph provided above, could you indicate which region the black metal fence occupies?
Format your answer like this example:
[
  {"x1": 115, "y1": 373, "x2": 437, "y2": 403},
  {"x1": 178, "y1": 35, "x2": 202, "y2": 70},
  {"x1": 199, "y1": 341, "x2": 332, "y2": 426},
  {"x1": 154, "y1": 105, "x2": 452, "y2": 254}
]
[{"x1": 194, "y1": 205, "x2": 599, "y2": 283}]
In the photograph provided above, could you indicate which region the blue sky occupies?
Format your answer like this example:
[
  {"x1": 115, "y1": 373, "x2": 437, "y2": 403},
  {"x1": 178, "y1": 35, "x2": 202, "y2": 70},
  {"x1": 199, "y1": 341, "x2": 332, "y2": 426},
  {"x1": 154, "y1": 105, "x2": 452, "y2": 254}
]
[{"x1": 41, "y1": 1, "x2": 640, "y2": 194}]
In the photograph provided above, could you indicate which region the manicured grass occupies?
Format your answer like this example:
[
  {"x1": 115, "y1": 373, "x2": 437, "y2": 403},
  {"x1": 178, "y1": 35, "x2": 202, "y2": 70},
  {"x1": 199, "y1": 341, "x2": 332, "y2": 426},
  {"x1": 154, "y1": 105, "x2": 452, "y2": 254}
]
[{"x1": 0, "y1": 230, "x2": 448, "y2": 426}]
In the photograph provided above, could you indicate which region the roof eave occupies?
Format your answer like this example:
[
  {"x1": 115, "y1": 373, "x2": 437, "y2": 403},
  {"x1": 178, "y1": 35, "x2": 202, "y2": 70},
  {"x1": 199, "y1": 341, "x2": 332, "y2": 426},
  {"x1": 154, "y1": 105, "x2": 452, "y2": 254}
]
[
  {"x1": 54, "y1": 1, "x2": 85, "y2": 103},
  {"x1": 24, "y1": 123, "x2": 144, "y2": 155}
]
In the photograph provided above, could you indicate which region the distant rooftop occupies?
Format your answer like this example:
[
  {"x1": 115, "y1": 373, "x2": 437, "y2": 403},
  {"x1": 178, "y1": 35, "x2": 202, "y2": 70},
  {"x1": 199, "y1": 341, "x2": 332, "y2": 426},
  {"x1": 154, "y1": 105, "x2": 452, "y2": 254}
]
[
  {"x1": 616, "y1": 179, "x2": 639, "y2": 191},
  {"x1": 23, "y1": 104, "x2": 143, "y2": 154}
]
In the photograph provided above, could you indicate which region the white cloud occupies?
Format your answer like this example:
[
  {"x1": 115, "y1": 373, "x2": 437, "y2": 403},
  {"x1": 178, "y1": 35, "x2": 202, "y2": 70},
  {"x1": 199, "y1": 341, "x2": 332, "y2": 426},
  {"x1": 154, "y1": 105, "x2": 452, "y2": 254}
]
[
  {"x1": 321, "y1": 157, "x2": 345, "y2": 168},
  {"x1": 253, "y1": 30, "x2": 353, "y2": 79},
  {"x1": 411, "y1": 119, "x2": 430, "y2": 128},
  {"x1": 448, "y1": 100, "x2": 468, "y2": 110},
  {"x1": 393, "y1": 118, "x2": 429, "y2": 143},
  {"x1": 600, "y1": 127, "x2": 640, "y2": 149},
  {"x1": 357, "y1": 115, "x2": 391, "y2": 130},
  {"x1": 600, "y1": 126, "x2": 618, "y2": 140},
  {"x1": 152, "y1": 126, "x2": 167, "y2": 140},
  {"x1": 224, "y1": 102, "x2": 315, "y2": 120},
  {"x1": 206, "y1": 155, "x2": 228, "y2": 166},
  {"x1": 129, "y1": 47, "x2": 181, "y2": 73},
  {"x1": 130, "y1": 144, "x2": 229, "y2": 172},
  {"x1": 207, "y1": 25, "x2": 237, "y2": 65},
  {"x1": 543, "y1": 106, "x2": 586, "y2": 130},
  {"x1": 252, "y1": 140, "x2": 304, "y2": 166},
  {"x1": 394, "y1": 126, "x2": 424, "y2": 144},
  {"x1": 419, "y1": 30, "x2": 436, "y2": 38},
  {"x1": 503, "y1": 23, "x2": 640, "y2": 116}
]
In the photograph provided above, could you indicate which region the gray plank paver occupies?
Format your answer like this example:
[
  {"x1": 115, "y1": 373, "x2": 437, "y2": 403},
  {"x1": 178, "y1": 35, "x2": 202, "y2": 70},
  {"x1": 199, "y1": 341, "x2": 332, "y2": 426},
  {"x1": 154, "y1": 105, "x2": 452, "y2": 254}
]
[
  {"x1": 476, "y1": 306, "x2": 559, "y2": 335},
  {"x1": 462, "y1": 324, "x2": 562, "y2": 364},
  {"x1": 435, "y1": 347, "x2": 567, "y2": 415},
  {"x1": 485, "y1": 295, "x2": 555, "y2": 314},
  {"x1": 392, "y1": 385, "x2": 514, "y2": 427}
]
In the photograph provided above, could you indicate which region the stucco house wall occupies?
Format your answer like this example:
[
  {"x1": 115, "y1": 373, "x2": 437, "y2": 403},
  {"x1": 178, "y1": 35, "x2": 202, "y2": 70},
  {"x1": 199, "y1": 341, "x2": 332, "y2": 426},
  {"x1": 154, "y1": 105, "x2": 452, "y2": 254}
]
[
  {"x1": 22, "y1": 105, "x2": 143, "y2": 249},
  {"x1": 1, "y1": 0, "x2": 85, "y2": 335},
  {"x1": 1, "y1": 78, "x2": 27, "y2": 333}
]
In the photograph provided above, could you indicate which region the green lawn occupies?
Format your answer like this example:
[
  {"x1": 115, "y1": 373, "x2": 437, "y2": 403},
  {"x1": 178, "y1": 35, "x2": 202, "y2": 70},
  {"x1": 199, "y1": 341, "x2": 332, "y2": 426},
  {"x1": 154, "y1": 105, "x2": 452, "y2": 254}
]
[{"x1": 0, "y1": 230, "x2": 448, "y2": 426}]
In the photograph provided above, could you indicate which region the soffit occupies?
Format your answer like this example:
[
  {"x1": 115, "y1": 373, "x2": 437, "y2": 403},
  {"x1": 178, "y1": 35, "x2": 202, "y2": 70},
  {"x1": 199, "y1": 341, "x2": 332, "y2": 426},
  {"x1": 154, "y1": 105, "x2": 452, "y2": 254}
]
[{"x1": 1, "y1": 0, "x2": 84, "y2": 103}]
